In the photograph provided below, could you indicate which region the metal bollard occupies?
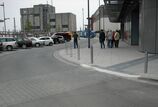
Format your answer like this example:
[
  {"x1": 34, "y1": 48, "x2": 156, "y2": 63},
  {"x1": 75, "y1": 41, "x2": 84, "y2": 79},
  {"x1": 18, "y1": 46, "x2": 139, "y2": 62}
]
[
  {"x1": 144, "y1": 51, "x2": 148, "y2": 73},
  {"x1": 77, "y1": 45, "x2": 80, "y2": 60},
  {"x1": 65, "y1": 41, "x2": 68, "y2": 55},
  {"x1": 91, "y1": 45, "x2": 93, "y2": 64}
]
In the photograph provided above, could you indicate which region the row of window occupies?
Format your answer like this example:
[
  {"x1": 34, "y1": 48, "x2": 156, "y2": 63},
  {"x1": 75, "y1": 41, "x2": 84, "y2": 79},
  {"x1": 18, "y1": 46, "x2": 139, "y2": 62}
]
[
  {"x1": 32, "y1": 25, "x2": 68, "y2": 29},
  {"x1": 0, "y1": 38, "x2": 16, "y2": 42}
]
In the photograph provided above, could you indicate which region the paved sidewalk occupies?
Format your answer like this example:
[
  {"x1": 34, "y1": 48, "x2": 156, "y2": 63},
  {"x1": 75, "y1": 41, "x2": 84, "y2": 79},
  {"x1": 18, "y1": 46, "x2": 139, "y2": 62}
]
[{"x1": 58, "y1": 38, "x2": 158, "y2": 81}]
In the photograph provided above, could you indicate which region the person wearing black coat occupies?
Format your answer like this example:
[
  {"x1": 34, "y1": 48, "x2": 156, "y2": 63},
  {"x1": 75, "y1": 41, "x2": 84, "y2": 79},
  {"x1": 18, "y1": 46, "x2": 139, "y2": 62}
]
[
  {"x1": 99, "y1": 29, "x2": 105, "y2": 48},
  {"x1": 73, "y1": 32, "x2": 78, "y2": 48}
]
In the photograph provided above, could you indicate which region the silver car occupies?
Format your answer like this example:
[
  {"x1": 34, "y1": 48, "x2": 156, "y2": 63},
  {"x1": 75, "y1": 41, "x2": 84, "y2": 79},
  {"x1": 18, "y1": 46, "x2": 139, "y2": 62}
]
[
  {"x1": 38, "y1": 36, "x2": 54, "y2": 46},
  {"x1": 28, "y1": 37, "x2": 44, "y2": 47},
  {"x1": 0, "y1": 37, "x2": 17, "y2": 51}
]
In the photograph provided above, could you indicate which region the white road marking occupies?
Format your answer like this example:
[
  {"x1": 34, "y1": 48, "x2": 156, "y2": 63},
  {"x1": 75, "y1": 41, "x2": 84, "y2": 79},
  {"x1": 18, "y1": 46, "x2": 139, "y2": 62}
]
[{"x1": 80, "y1": 64, "x2": 140, "y2": 78}]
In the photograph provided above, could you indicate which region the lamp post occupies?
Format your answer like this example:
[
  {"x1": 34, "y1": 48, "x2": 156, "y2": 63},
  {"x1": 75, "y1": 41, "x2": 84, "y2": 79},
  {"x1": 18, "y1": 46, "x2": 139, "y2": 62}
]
[
  {"x1": 87, "y1": 0, "x2": 90, "y2": 48},
  {"x1": 99, "y1": 0, "x2": 101, "y2": 31},
  {"x1": 13, "y1": 17, "x2": 16, "y2": 33},
  {"x1": 0, "y1": 2, "x2": 6, "y2": 35},
  {"x1": 82, "y1": 8, "x2": 84, "y2": 31}
]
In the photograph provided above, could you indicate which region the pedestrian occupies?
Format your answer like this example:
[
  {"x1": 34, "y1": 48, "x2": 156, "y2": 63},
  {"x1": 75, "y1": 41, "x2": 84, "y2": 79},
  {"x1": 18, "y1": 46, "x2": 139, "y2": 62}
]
[
  {"x1": 114, "y1": 30, "x2": 120, "y2": 48},
  {"x1": 107, "y1": 30, "x2": 113, "y2": 48},
  {"x1": 73, "y1": 31, "x2": 78, "y2": 48},
  {"x1": 112, "y1": 31, "x2": 115, "y2": 48},
  {"x1": 99, "y1": 29, "x2": 105, "y2": 48}
]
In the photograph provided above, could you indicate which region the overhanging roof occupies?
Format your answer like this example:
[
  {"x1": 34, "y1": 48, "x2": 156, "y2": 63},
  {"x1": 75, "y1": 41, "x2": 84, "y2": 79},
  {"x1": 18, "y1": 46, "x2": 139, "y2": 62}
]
[{"x1": 103, "y1": 0, "x2": 140, "y2": 22}]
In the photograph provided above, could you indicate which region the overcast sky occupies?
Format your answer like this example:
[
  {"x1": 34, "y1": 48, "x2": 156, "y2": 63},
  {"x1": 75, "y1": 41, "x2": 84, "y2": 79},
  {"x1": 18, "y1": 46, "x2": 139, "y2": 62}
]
[{"x1": 0, "y1": 0, "x2": 104, "y2": 31}]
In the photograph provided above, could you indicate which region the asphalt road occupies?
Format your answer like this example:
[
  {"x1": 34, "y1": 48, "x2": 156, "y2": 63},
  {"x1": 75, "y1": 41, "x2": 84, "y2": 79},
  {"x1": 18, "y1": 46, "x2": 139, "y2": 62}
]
[{"x1": 0, "y1": 40, "x2": 158, "y2": 107}]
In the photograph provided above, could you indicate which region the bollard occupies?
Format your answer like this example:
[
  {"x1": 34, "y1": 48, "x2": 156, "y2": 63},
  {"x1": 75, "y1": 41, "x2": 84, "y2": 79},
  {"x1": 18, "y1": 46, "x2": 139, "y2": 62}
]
[
  {"x1": 65, "y1": 41, "x2": 68, "y2": 55},
  {"x1": 77, "y1": 45, "x2": 80, "y2": 60},
  {"x1": 91, "y1": 45, "x2": 93, "y2": 64},
  {"x1": 144, "y1": 51, "x2": 148, "y2": 73}
]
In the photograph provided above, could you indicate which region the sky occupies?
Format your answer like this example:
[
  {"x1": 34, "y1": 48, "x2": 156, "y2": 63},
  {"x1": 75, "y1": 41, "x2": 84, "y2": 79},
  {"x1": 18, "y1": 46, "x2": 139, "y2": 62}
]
[{"x1": 0, "y1": 0, "x2": 104, "y2": 32}]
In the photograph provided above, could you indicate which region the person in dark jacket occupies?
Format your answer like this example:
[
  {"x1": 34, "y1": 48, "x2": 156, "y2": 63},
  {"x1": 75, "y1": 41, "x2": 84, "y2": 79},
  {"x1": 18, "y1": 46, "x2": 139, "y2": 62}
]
[
  {"x1": 73, "y1": 32, "x2": 78, "y2": 48},
  {"x1": 99, "y1": 29, "x2": 105, "y2": 48}
]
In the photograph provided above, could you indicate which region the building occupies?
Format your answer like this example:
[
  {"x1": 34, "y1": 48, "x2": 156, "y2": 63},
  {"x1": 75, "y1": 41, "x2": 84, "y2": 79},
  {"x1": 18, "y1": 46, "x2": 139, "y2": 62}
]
[
  {"x1": 20, "y1": 4, "x2": 56, "y2": 33},
  {"x1": 92, "y1": 5, "x2": 120, "y2": 32},
  {"x1": 55, "y1": 13, "x2": 76, "y2": 32},
  {"x1": 102, "y1": 0, "x2": 158, "y2": 53},
  {"x1": 20, "y1": 4, "x2": 76, "y2": 34}
]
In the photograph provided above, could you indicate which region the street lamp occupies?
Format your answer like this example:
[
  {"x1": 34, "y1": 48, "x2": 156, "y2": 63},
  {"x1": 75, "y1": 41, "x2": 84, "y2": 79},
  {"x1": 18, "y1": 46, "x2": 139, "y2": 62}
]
[
  {"x1": 99, "y1": 0, "x2": 101, "y2": 31},
  {"x1": 0, "y1": 2, "x2": 7, "y2": 35},
  {"x1": 87, "y1": 0, "x2": 90, "y2": 48}
]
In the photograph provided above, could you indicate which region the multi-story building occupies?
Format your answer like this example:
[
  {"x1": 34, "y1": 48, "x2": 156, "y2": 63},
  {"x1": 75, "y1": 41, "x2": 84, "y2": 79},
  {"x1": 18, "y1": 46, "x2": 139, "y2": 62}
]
[
  {"x1": 20, "y1": 4, "x2": 76, "y2": 33},
  {"x1": 55, "y1": 13, "x2": 76, "y2": 32},
  {"x1": 103, "y1": 0, "x2": 158, "y2": 53},
  {"x1": 20, "y1": 4, "x2": 56, "y2": 33}
]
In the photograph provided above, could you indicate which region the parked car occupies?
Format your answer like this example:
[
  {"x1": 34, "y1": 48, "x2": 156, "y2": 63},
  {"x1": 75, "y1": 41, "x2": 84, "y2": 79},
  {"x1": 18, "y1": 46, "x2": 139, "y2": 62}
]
[
  {"x1": 15, "y1": 37, "x2": 32, "y2": 49},
  {"x1": 53, "y1": 32, "x2": 72, "y2": 42},
  {"x1": 58, "y1": 36, "x2": 65, "y2": 43},
  {"x1": 28, "y1": 37, "x2": 44, "y2": 47},
  {"x1": 0, "y1": 37, "x2": 17, "y2": 51},
  {"x1": 51, "y1": 34, "x2": 65, "y2": 44},
  {"x1": 38, "y1": 36, "x2": 54, "y2": 46},
  {"x1": 0, "y1": 42, "x2": 3, "y2": 52}
]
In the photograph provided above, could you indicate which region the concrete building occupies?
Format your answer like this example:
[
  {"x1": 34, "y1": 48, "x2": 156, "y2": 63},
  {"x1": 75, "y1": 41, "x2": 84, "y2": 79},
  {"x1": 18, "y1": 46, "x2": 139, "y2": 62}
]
[
  {"x1": 20, "y1": 4, "x2": 76, "y2": 33},
  {"x1": 92, "y1": 5, "x2": 120, "y2": 32},
  {"x1": 103, "y1": 0, "x2": 158, "y2": 53},
  {"x1": 20, "y1": 4, "x2": 56, "y2": 33},
  {"x1": 55, "y1": 13, "x2": 76, "y2": 32}
]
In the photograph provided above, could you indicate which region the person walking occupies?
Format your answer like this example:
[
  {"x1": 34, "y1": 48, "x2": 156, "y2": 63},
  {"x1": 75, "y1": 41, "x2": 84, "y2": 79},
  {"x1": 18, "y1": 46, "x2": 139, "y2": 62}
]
[
  {"x1": 73, "y1": 31, "x2": 78, "y2": 48},
  {"x1": 99, "y1": 29, "x2": 105, "y2": 49},
  {"x1": 112, "y1": 31, "x2": 115, "y2": 48},
  {"x1": 107, "y1": 30, "x2": 113, "y2": 48},
  {"x1": 114, "y1": 30, "x2": 120, "y2": 48}
]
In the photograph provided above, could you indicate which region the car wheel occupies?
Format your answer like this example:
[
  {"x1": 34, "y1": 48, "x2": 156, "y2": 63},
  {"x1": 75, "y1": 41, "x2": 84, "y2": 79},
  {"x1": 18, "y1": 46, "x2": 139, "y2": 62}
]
[
  {"x1": 49, "y1": 42, "x2": 53, "y2": 46},
  {"x1": 6, "y1": 45, "x2": 13, "y2": 51},
  {"x1": 35, "y1": 43, "x2": 40, "y2": 47},
  {"x1": 54, "y1": 40, "x2": 56, "y2": 44},
  {"x1": 22, "y1": 44, "x2": 27, "y2": 49}
]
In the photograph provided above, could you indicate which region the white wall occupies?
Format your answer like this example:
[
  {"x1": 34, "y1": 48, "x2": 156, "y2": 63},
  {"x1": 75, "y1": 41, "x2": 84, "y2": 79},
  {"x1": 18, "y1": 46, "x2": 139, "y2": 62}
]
[{"x1": 93, "y1": 17, "x2": 120, "y2": 31}]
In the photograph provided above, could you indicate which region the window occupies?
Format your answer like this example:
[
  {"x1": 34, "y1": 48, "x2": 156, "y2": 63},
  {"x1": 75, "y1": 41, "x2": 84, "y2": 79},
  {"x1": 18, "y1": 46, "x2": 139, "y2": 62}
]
[
  {"x1": 33, "y1": 26, "x2": 40, "y2": 29},
  {"x1": 31, "y1": 38, "x2": 36, "y2": 41},
  {"x1": 0, "y1": 38, "x2": 5, "y2": 42},
  {"x1": 50, "y1": 19, "x2": 55, "y2": 22},
  {"x1": 40, "y1": 38, "x2": 45, "y2": 40},
  {"x1": 6, "y1": 38, "x2": 16, "y2": 42},
  {"x1": 52, "y1": 25, "x2": 56, "y2": 28},
  {"x1": 45, "y1": 38, "x2": 50, "y2": 40},
  {"x1": 34, "y1": 14, "x2": 40, "y2": 16},
  {"x1": 62, "y1": 25, "x2": 68, "y2": 28}
]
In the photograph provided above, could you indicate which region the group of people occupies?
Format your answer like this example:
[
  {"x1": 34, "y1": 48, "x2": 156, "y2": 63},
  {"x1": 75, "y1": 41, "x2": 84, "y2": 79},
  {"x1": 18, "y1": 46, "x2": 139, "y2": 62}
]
[
  {"x1": 99, "y1": 30, "x2": 120, "y2": 49},
  {"x1": 72, "y1": 30, "x2": 120, "y2": 49}
]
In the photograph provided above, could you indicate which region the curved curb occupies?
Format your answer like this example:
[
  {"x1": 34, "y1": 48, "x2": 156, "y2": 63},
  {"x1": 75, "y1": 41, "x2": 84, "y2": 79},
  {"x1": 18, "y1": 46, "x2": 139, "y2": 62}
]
[
  {"x1": 53, "y1": 51, "x2": 78, "y2": 67},
  {"x1": 55, "y1": 49, "x2": 141, "y2": 79},
  {"x1": 80, "y1": 64, "x2": 141, "y2": 78}
]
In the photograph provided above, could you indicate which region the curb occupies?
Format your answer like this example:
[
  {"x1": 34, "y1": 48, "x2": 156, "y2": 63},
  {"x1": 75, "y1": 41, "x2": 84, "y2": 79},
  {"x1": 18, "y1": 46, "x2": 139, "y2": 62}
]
[
  {"x1": 139, "y1": 74, "x2": 158, "y2": 81},
  {"x1": 80, "y1": 64, "x2": 140, "y2": 78},
  {"x1": 57, "y1": 49, "x2": 158, "y2": 82}
]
